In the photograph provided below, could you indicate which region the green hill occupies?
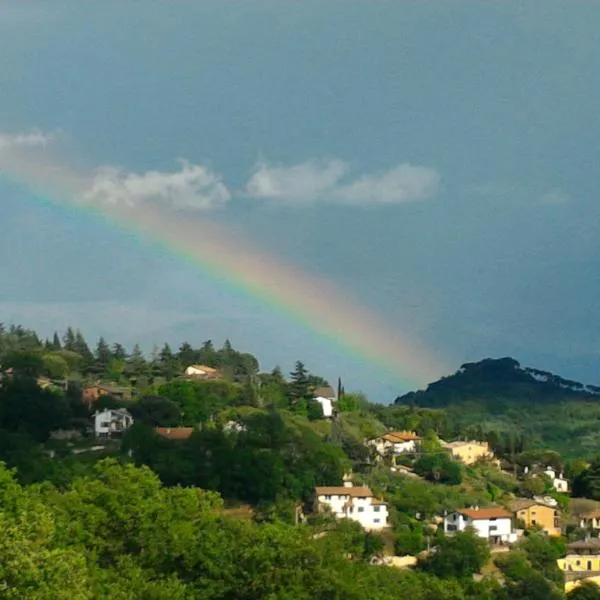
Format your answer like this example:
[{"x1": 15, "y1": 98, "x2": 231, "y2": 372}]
[{"x1": 395, "y1": 357, "x2": 600, "y2": 458}]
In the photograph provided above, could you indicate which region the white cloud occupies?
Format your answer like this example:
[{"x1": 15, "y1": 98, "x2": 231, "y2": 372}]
[
  {"x1": 82, "y1": 160, "x2": 231, "y2": 211},
  {"x1": 245, "y1": 159, "x2": 439, "y2": 205},
  {"x1": 0, "y1": 129, "x2": 55, "y2": 151},
  {"x1": 246, "y1": 159, "x2": 348, "y2": 203},
  {"x1": 334, "y1": 164, "x2": 440, "y2": 205}
]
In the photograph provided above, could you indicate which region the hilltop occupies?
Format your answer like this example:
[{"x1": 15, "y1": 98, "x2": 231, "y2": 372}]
[
  {"x1": 395, "y1": 357, "x2": 600, "y2": 457},
  {"x1": 396, "y1": 357, "x2": 600, "y2": 408}
]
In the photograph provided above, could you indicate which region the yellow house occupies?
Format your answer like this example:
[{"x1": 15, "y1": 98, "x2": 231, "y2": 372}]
[
  {"x1": 558, "y1": 539, "x2": 600, "y2": 593},
  {"x1": 510, "y1": 498, "x2": 561, "y2": 536},
  {"x1": 445, "y1": 440, "x2": 493, "y2": 465}
]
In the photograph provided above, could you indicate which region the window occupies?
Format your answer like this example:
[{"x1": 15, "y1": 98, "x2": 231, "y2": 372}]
[
  {"x1": 589, "y1": 561, "x2": 593, "y2": 571},
  {"x1": 324, "y1": 495, "x2": 331, "y2": 500},
  {"x1": 490, "y1": 517, "x2": 497, "y2": 521},
  {"x1": 576, "y1": 560, "x2": 581, "y2": 566},
  {"x1": 373, "y1": 506, "x2": 380, "y2": 512},
  {"x1": 373, "y1": 519, "x2": 380, "y2": 524},
  {"x1": 489, "y1": 526, "x2": 497, "y2": 531},
  {"x1": 358, "y1": 507, "x2": 364, "y2": 513},
  {"x1": 554, "y1": 518, "x2": 560, "y2": 528}
]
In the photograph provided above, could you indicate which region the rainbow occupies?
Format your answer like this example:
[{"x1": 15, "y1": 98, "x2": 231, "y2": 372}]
[{"x1": 0, "y1": 149, "x2": 447, "y2": 389}]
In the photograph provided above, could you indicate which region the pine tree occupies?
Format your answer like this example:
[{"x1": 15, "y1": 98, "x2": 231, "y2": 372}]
[
  {"x1": 112, "y1": 343, "x2": 127, "y2": 361},
  {"x1": 52, "y1": 332, "x2": 62, "y2": 350},
  {"x1": 178, "y1": 342, "x2": 197, "y2": 367},
  {"x1": 73, "y1": 330, "x2": 94, "y2": 365},
  {"x1": 63, "y1": 327, "x2": 76, "y2": 351},
  {"x1": 288, "y1": 361, "x2": 310, "y2": 403},
  {"x1": 95, "y1": 337, "x2": 112, "y2": 373}
]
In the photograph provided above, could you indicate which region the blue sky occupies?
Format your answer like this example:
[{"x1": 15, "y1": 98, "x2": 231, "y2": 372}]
[{"x1": 1, "y1": 1, "x2": 599, "y2": 400}]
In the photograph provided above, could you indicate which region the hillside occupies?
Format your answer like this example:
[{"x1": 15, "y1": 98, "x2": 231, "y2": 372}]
[
  {"x1": 396, "y1": 357, "x2": 600, "y2": 407},
  {"x1": 395, "y1": 357, "x2": 600, "y2": 457}
]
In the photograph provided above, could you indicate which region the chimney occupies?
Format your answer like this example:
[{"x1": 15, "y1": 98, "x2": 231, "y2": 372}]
[{"x1": 343, "y1": 481, "x2": 353, "y2": 488}]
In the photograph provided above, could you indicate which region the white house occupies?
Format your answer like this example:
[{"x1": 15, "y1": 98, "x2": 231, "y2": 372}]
[
  {"x1": 184, "y1": 364, "x2": 221, "y2": 379},
  {"x1": 93, "y1": 408, "x2": 134, "y2": 438},
  {"x1": 313, "y1": 386, "x2": 336, "y2": 418},
  {"x1": 444, "y1": 507, "x2": 517, "y2": 544},
  {"x1": 544, "y1": 467, "x2": 569, "y2": 493},
  {"x1": 367, "y1": 431, "x2": 422, "y2": 458},
  {"x1": 315, "y1": 482, "x2": 388, "y2": 530}
]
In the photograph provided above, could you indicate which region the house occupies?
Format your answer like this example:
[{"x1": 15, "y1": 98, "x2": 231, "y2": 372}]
[
  {"x1": 312, "y1": 386, "x2": 336, "y2": 418},
  {"x1": 509, "y1": 498, "x2": 561, "y2": 536},
  {"x1": 367, "y1": 431, "x2": 422, "y2": 458},
  {"x1": 155, "y1": 427, "x2": 195, "y2": 441},
  {"x1": 579, "y1": 510, "x2": 600, "y2": 531},
  {"x1": 544, "y1": 466, "x2": 569, "y2": 493},
  {"x1": 445, "y1": 440, "x2": 494, "y2": 465},
  {"x1": 314, "y1": 482, "x2": 388, "y2": 531},
  {"x1": 184, "y1": 365, "x2": 221, "y2": 379},
  {"x1": 83, "y1": 384, "x2": 132, "y2": 408},
  {"x1": 444, "y1": 507, "x2": 517, "y2": 544},
  {"x1": 557, "y1": 539, "x2": 600, "y2": 593},
  {"x1": 93, "y1": 408, "x2": 133, "y2": 438}
]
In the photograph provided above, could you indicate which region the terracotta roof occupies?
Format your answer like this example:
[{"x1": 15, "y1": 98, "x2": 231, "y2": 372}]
[
  {"x1": 457, "y1": 507, "x2": 512, "y2": 520},
  {"x1": 372, "y1": 498, "x2": 388, "y2": 506},
  {"x1": 379, "y1": 431, "x2": 422, "y2": 443},
  {"x1": 315, "y1": 486, "x2": 374, "y2": 498},
  {"x1": 581, "y1": 510, "x2": 600, "y2": 519},
  {"x1": 155, "y1": 427, "x2": 194, "y2": 440}
]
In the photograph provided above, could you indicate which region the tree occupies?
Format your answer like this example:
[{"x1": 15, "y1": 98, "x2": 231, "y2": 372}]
[
  {"x1": 62, "y1": 327, "x2": 76, "y2": 352},
  {"x1": 421, "y1": 529, "x2": 490, "y2": 580},
  {"x1": 573, "y1": 459, "x2": 600, "y2": 500},
  {"x1": 94, "y1": 337, "x2": 112, "y2": 373},
  {"x1": 414, "y1": 452, "x2": 463, "y2": 485},
  {"x1": 177, "y1": 342, "x2": 197, "y2": 367},
  {"x1": 51, "y1": 332, "x2": 62, "y2": 350},
  {"x1": 73, "y1": 330, "x2": 94, "y2": 366},
  {"x1": 131, "y1": 396, "x2": 182, "y2": 427},
  {"x1": 569, "y1": 582, "x2": 600, "y2": 600},
  {"x1": 288, "y1": 361, "x2": 310, "y2": 404},
  {"x1": 112, "y1": 343, "x2": 127, "y2": 361}
]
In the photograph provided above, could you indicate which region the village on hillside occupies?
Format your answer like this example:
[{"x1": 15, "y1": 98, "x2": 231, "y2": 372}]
[{"x1": 2, "y1": 325, "x2": 600, "y2": 598}]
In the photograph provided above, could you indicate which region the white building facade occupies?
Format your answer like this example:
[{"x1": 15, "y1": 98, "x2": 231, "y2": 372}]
[
  {"x1": 315, "y1": 483, "x2": 388, "y2": 530},
  {"x1": 544, "y1": 467, "x2": 569, "y2": 493},
  {"x1": 312, "y1": 386, "x2": 337, "y2": 418},
  {"x1": 444, "y1": 508, "x2": 517, "y2": 544},
  {"x1": 367, "y1": 432, "x2": 422, "y2": 457},
  {"x1": 93, "y1": 408, "x2": 134, "y2": 438}
]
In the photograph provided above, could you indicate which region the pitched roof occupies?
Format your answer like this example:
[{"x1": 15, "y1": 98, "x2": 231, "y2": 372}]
[
  {"x1": 580, "y1": 510, "x2": 600, "y2": 519},
  {"x1": 509, "y1": 498, "x2": 538, "y2": 512},
  {"x1": 377, "y1": 431, "x2": 422, "y2": 443},
  {"x1": 313, "y1": 386, "x2": 336, "y2": 399},
  {"x1": 456, "y1": 507, "x2": 512, "y2": 520},
  {"x1": 155, "y1": 427, "x2": 194, "y2": 440},
  {"x1": 315, "y1": 486, "x2": 374, "y2": 498},
  {"x1": 186, "y1": 364, "x2": 219, "y2": 373},
  {"x1": 568, "y1": 538, "x2": 600, "y2": 551}
]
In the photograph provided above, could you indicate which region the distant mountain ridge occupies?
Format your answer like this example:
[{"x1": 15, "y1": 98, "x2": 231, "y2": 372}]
[{"x1": 395, "y1": 357, "x2": 600, "y2": 407}]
